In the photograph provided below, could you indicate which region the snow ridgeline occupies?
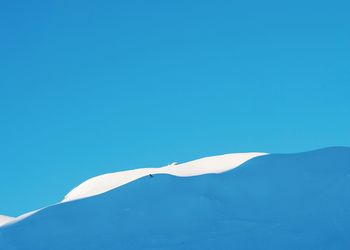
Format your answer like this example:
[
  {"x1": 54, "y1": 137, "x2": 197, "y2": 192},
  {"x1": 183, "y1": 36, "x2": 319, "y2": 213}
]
[
  {"x1": 0, "y1": 152, "x2": 267, "y2": 227},
  {"x1": 63, "y1": 152, "x2": 267, "y2": 202}
]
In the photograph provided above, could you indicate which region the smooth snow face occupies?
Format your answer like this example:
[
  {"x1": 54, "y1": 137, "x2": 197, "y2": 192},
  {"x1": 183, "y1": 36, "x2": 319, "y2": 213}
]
[
  {"x1": 0, "y1": 215, "x2": 14, "y2": 227},
  {"x1": 63, "y1": 152, "x2": 266, "y2": 202}
]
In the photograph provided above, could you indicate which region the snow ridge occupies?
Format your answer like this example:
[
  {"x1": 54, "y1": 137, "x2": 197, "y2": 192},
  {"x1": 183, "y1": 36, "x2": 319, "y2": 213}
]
[
  {"x1": 63, "y1": 152, "x2": 267, "y2": 202},
  {"x1": 0, "y1": 152, "x2": 266, "y2": 227}
]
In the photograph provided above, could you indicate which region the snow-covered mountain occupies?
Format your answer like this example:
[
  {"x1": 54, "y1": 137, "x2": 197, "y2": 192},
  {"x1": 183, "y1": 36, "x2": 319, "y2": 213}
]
[{"x1": 1, "y1": 147, "x2": 350, "y2": 249}]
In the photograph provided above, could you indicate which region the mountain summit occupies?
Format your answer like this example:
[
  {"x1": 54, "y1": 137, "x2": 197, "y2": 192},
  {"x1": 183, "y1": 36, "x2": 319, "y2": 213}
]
[{"x1": 1, "y1": 147, "x2": 350, "y2": 250}]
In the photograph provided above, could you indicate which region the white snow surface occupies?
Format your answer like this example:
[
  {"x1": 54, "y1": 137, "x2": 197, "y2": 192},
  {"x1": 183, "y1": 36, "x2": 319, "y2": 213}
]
[
  {"x1": 63, "y1": 152, "x2": 266, "y2": 202},
  {"x1": 0, "y1": 215, "x2": 14, "y2": 227}
]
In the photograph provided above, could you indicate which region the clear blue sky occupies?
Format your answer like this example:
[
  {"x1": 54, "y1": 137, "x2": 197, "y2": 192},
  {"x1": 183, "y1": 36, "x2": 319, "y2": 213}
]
[{"x1": 1, "y1": 0, "x2": 349, "y2": 216}]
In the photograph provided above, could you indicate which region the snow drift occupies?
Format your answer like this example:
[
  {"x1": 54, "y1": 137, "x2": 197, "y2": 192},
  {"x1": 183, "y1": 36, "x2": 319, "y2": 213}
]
[{"x1": 1, "y1": 147, "x2": 350, "y2": 250}]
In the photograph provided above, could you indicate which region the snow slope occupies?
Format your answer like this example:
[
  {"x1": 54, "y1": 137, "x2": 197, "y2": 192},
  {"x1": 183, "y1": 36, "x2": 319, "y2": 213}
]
[
  {"x1": 1, "y1": 147, "x2": 350, "y2": 250},
  {"x1": 63, "y1": 152, "x2": 266, "y2": 202}
]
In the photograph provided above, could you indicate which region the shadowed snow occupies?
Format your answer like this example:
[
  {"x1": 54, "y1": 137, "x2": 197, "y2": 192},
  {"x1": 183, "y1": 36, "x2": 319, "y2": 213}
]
[{"x1": 1, "y1": 147, "x2": 350, "y2": 250}]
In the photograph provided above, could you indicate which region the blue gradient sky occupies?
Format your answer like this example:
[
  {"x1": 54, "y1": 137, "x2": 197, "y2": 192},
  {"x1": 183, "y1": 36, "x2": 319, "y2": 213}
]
[{"x1": 1, "y1": 0, "x2": 350, "y2": 215}]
